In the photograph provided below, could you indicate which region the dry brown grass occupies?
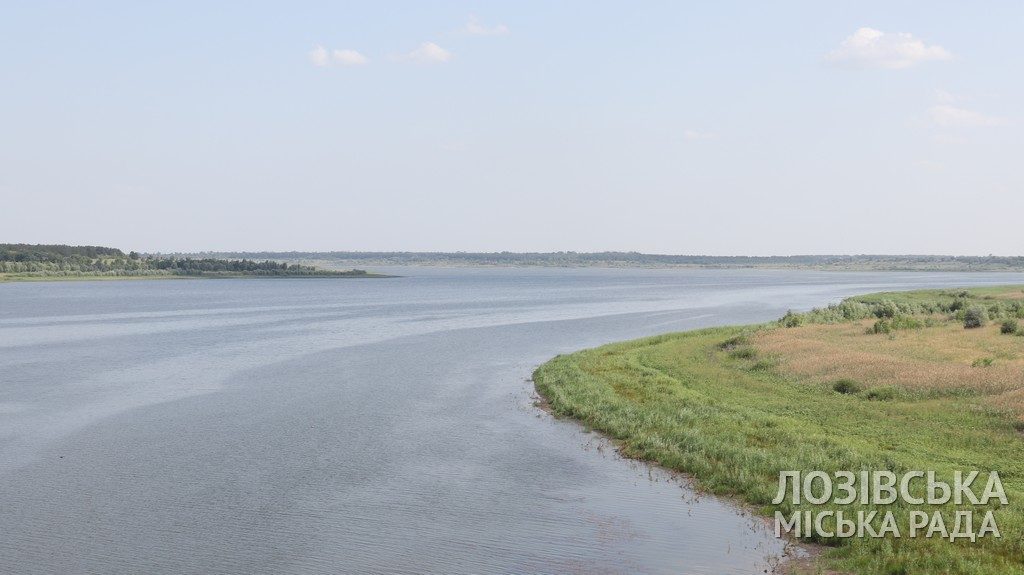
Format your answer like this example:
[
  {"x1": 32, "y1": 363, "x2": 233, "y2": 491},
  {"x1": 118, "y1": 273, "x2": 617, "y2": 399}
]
[
  {"x1": 987, "y1": 291, "x2": 1024, "y2": 301},
  {"x1": 754, "y1": 318, "x2": 1024, "y2": 420}
]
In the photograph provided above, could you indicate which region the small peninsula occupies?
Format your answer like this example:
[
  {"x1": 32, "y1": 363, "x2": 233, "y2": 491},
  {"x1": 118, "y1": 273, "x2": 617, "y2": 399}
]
[{"x1": 0, "y1": 244, "x2": 389, "y2": 282}]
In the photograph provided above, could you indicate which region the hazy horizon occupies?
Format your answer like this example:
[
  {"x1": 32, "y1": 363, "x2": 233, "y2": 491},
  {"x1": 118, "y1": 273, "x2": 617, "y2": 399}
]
[
  {"x1": 3, "y1": 2, "x2": 1021, "y2": 255},
  {"x1": 9, "y1": 243, "x2": 1022, "y2": 258},
  {"x1": 163, "y1": 249, "x2": 1022, "y2": 259}
]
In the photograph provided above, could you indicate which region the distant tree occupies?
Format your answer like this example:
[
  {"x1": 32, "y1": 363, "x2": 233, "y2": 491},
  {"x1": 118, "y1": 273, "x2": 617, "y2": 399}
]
[{"x1": 964, "y1": 307, "x2": 988, "y2": 329}]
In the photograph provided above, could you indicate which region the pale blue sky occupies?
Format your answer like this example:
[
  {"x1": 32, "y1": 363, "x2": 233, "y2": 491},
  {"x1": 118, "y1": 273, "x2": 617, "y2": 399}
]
[{"x1": 2, "y1": 1, "x2": 1021, "y2": 254}]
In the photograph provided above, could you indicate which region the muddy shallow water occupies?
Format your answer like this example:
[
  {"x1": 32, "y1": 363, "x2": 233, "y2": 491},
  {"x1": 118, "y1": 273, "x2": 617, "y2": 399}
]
[{"x1": 3, "y1": 268, "x2": 1022, "y2": 574}]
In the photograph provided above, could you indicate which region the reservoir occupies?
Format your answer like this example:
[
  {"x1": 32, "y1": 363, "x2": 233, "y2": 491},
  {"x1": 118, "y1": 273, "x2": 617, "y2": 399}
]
[{"x1": 3, "y1": 268, "x2": 1022, "y2": 574}]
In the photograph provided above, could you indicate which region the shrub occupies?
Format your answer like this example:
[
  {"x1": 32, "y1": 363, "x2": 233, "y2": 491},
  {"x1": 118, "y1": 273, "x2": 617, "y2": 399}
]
[
  {"x1": 1001, "y1": 319, "x2": 1019, "y2": 335},
  {"x1": 837, "y1": 300, "x2": 872, "y2": 321},
  {"x1": 729, "y1": 346, "x2": 757, "y2": 359},
  {"x1": 781, "y1": 311, "x2": 803, "y2": 328},
  {"x1": 972, "y1": 357, "x2": 995, "y2": 368},
  {"x1": 869, "y1": 319, "x2": 892, "y2": 335},
  {"x1": 864, "y1": 386, "x2": 900, "y2": 401},
  {"x1": 946, "y1": 298, "x2": 968, "y2": 313},
  {"x1": 874, "y1": 300, "x2": 900, "y2": 319},
  {"x1": 832, "y1": 379, "x2": 862, "y2": 394},
  {"x1": 963, "y1": 306, "x2": 988, "y2": 329},
  {"x1": 868, "y1": 315, "x2": 921, "y2": 335}
]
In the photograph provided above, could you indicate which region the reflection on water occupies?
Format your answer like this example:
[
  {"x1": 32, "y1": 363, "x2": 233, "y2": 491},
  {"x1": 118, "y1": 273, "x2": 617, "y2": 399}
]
[{"x1": 2, "y1": 268, "x2": 1022, "y2": 574}]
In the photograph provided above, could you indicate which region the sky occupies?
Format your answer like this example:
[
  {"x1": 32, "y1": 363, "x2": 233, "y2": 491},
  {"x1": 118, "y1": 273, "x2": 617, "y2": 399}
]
[{"x1": 1, "y1": 1, "x2": 1021, "y2": 255}]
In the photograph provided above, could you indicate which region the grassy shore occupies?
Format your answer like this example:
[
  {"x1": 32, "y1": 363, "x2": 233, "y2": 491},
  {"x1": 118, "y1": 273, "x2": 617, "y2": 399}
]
[{"x1": 534, "y1": 286, "x2": 1024, "y2": 574}]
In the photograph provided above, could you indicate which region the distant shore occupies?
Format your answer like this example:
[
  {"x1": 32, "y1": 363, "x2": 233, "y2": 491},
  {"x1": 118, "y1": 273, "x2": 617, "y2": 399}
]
[{"x1": 176, "y1": 251, "x2": 1024, "y2": 273}]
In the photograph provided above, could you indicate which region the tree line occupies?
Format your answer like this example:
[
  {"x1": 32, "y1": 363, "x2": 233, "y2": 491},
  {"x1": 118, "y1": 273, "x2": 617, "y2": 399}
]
[{"x1": 0, "y1": 244, "x2": 367, "y2": 277}]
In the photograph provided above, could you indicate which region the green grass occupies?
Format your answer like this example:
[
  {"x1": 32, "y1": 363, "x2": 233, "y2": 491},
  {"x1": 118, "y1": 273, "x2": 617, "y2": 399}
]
[
  {"x1": 534, "y1": 287, "x2": 1024, "y2": 574},
  {"x1": 853, "y1": 286, "x2": 1024, "y2": 305}
]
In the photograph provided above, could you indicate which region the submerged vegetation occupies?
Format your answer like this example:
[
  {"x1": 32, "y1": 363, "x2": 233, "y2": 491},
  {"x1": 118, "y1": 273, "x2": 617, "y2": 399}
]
[
  {"x1": 0, "y1": 244, "x2": 384, "y2": 281},
  {"x1": 534, "y1": 285, "x2": 1024, "y2": 574}
]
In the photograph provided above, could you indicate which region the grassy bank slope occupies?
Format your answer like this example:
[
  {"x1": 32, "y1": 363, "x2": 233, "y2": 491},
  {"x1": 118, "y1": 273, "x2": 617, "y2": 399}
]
[{"x1": 534, "y1": 286, "x2": 1024, "y2": 574}]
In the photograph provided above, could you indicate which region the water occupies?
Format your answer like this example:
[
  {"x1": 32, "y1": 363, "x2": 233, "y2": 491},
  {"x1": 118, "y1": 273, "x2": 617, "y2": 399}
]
[{"x1": 2, "y1": 268, "x2": 1022, "y2": 574}]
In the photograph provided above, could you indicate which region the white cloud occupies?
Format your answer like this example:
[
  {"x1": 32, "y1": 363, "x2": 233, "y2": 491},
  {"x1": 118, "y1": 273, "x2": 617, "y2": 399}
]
[
  {"x1": 310, "y1": 45, "x2": 368, "y2": 67},
  {"x1": 406, "y1": 42, "x2": 452, "y2": 63},
  {"x1": 683, "y1": 129, "x2": 717, "y2": 141},
  {"x1": 826, "y1": 28, "x2": 951, "y2": 69},
  {"x1": 465, "y1": 16, "x2": 508, "y2": 36},
  {"x1": 332, "y1": 49, "x2": 368, "y2": 66},
  {"x1": 308, "y1": 45, "x2": 330, "y2": 67},
  {"x1": 929, "y1": 105, "x2": 1007, "y2": 128}
]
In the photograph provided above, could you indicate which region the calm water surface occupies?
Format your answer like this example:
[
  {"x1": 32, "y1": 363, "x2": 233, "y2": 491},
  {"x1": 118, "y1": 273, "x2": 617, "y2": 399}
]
[{"x1": 3, "y1": 268, "x2": 1023, "y2": 574}]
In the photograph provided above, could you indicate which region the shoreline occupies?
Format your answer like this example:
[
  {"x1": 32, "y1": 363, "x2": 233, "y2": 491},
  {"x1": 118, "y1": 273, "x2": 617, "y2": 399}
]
[
  {"x1": 178, "y1": 252, "x2": 1024, "y2": 273},
  {"x1": 531, "y1": 387, "x2": 823, "y2": 573},
  {"x1": 295, "y1": 261, "x2": 1024, "y2": 273}
]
